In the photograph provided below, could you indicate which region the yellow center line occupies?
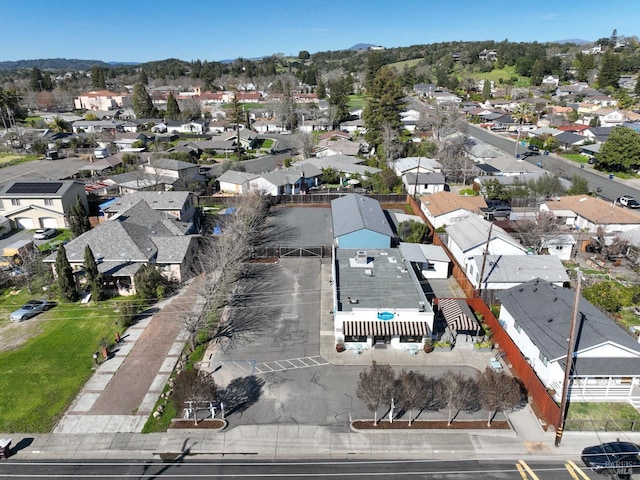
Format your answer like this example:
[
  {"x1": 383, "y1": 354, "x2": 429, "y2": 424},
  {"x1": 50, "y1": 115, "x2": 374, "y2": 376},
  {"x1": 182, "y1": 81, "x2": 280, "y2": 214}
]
[
  {"x1": 518, "y1": 460, "x2": 540, "y2": 480},
  {"x1": 567, "y1": 460, "x2": 591, "y2": 480},
  {"x1": 516, "y1": 463, "x2": 528, "y2": 480},
  {"x1": 565, "y1": 462, "x2": 580, "y2": 480}
]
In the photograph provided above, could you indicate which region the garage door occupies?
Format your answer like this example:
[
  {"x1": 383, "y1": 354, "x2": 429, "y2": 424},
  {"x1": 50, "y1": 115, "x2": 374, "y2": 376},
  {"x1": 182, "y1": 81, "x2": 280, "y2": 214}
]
[
  {"x1": 15, "y1": 217, "x2": 34, "y2": 229},
  {"x1": 40, "y1": 217, "x2": 58, "y2": 229}
]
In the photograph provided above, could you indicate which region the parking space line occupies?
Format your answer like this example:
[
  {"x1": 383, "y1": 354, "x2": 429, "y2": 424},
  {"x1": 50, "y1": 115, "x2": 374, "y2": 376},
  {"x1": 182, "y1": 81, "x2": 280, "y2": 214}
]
[
  {"x1": 253, "y1": 356, "x2": 329, "y2": 374},
  {"x1": 566, "y1": 460, "x2": 591, "y2": 480}
]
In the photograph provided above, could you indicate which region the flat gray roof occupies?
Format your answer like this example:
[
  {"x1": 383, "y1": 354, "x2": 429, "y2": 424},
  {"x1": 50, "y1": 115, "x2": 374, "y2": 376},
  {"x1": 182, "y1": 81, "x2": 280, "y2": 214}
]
[
  {"x1": 265, "y1": 207, "x2": 333, "y2": 247},
  {"x1": 336, "y1": 248, "x2": 430, "y2": 312}
]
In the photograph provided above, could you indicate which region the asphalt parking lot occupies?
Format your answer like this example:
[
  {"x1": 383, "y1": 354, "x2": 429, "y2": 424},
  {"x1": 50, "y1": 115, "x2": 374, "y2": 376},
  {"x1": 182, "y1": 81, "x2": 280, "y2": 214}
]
[{"x1": 205, "y1": 257, "x2": 481, "y2": 430}]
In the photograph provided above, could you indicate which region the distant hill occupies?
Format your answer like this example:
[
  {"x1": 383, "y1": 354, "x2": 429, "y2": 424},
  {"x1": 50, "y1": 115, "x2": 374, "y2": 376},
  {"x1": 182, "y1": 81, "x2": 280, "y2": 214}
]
[
  {"x1": 552, "y1": 38, "x2": 591, "y2": 45},
  {"x1": 0, "y1": 58, "x2": 113, "y2": 71}
]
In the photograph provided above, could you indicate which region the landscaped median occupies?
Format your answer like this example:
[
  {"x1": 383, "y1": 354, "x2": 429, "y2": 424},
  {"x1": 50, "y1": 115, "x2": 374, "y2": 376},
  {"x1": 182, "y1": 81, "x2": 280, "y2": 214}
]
[{"x1": 0, "y1": 288, "x2": 123, "y2": 433}]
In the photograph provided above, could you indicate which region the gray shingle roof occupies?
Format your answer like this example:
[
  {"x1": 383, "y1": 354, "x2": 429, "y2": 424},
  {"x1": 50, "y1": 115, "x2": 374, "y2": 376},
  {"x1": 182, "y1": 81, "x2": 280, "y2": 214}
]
[
  {"x1": 496, "y1": 280, "x2": 640, "y2": 365},
  {"x1": 331, "y1": 194, "x2": 394, "y2": 238},
  {"x1": 107, "y1": 191, "x2": 192, "y2": 213},
  {"x1": 445, "y1": 215, "x2": 522, "y2": 253},
  {"x1": 471, "y1": 255, "x2": 570, "y2": 285}
]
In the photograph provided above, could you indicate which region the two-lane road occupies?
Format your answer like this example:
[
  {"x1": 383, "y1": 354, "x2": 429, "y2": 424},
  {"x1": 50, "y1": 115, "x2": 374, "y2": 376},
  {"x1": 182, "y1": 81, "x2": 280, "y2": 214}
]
[{"x1": 467, "y1": 124, "x2": 640, "y2": 202}]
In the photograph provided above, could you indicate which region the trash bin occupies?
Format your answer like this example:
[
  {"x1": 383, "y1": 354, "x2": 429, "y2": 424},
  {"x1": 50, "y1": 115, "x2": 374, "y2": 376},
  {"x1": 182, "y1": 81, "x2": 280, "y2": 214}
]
[
  {"x1": 609, "y1": 174, "x2": 614, "y2": 180},
  {"x1": 0, "y1": 438, "x2": 11, "y2": 459}
]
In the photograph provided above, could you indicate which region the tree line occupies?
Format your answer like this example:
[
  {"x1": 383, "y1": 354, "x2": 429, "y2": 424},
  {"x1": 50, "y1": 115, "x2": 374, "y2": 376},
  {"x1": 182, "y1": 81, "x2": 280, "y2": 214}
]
[{"x1": 356, "y1": 361, "x2": 526, "y2": 427}]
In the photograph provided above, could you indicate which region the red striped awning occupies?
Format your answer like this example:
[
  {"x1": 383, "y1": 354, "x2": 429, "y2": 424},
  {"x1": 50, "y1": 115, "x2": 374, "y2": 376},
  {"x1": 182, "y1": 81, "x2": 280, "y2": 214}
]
[
  {"x1": 438, "y1": 298, "x2": 479, "y2": 332},
  {"x1": 343, "y1": 320, "x2": 429, "y2": 337}
]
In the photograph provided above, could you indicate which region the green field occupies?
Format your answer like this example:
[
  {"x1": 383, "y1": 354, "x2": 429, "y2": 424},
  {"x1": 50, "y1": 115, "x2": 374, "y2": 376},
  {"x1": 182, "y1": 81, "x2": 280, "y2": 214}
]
[
  {"x1": 0, "y1": 289, "x2": 121, "y2": 432},
  {"x1": 470, "y1": 65, "x2": 530, "y2": 87},
  {"x1": 388, "y1": 58, "x2": 424, "y2": 71}
]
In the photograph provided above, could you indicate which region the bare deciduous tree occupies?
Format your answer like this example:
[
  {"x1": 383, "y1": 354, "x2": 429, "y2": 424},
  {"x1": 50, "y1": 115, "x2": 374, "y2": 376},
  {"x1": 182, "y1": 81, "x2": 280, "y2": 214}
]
[
  {"x1": 476, "y1": 368, "x2": 524, "y2": 427},
  {"x1": 440, "y1": 371, "x2": 478, "y2": 426},
  {"x1": 171, "y1": 367, "x2": 217, "y2": 420},
  {"x1": 512, "y1": 211, "x2": 561, "y2": 254},
  {"x1": 356, "y1": 361, "x2": 396, "y2": 425},
  {"x1": 394, "y1": 369, "x2": 427, "y2": 425},
  {"x1": 183, "y1": 193, "x2": 271, "y2": 352}
]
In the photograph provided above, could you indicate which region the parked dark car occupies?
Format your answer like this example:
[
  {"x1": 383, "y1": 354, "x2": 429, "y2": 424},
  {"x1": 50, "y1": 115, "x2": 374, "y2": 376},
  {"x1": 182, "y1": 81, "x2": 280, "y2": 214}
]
[
  {"x1": 582, "y1": 441, "x2": 640, "y2": 476},
  {"x1": 527, "y1": 144, "x2": 540, "y2": 151}
]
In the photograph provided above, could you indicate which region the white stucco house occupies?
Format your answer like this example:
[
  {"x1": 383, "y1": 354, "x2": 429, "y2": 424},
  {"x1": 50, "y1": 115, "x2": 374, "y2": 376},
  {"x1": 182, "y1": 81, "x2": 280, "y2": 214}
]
[
  {"x1": 445, "y1": 215, "x2": 528, "y2": 272},
  {"x1": 398, "y1": 242, "x2": 450, "y2": 279}
]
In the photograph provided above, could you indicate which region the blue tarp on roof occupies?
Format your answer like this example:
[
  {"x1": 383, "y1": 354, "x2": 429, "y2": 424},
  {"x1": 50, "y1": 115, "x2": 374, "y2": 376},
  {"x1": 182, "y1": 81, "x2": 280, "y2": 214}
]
[{"x1": 98, "y1": 198, "x2": 117, "y2": 211}]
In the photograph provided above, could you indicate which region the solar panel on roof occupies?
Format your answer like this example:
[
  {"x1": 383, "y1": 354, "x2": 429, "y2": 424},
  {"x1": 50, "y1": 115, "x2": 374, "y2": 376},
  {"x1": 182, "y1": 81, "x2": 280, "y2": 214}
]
[{"x1": 6, "y1": 182, "x2": 63, "y2": 194}]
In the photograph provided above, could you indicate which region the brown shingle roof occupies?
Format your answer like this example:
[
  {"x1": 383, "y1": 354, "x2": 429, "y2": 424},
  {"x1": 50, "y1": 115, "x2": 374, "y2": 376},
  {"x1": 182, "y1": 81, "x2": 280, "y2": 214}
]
[
  {"x1": 420, "y1": 191, "x2": 488, "y2": 217},
  {"x1": 545, "y1": 195, "x2": 640, "y2": 224}
]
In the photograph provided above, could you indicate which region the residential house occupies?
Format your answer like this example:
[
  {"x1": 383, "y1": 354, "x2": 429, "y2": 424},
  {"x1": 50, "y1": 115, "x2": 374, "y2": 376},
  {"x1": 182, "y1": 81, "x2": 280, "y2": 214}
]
[
  {"x1": 403, "y1": 172, "x2": 446, "y2": 196},
  {"x1": 467, "y1": 254, "x2": 569, "y2": 292},
  {"x1": 497, "y1": 280, "x2": 640, "y2": 404},
  {"x1": 74, "y1": 90, "x2": 131, "y2": 111},
  {"x1": 78, "y1": 155, "x2": 124, "y2": 177},
  {"x1": 445, "y1": 215, "x2": 528, "y2": 272},
  {"x1": 46, "y1": 198, "x2": 199, "y2": 294},
  {"x1": 553, "y1": 131, "x2": 588, "y2": 150},
  {"x1": 331, "y1": 194, "x2": 394, "y2": 249},
  {"x1": 541, "y1": 195, "x2": 640, "y2": 234},
  {"x1": 315, "y1": 138, "x2": 362, "y2": 157},
  {"x1": 142, "y1": 158, "x2": 204, "y2": 187},
  {"x1": 542, "y1": 234, "x2": 576, "y2": 261},
  {"x1": 392, "y1": 157, "x2": 443, "y2": 177},
  {"x1": 71, "y1": 120, "x2": 125, "y2": 134},
  {"x1": 296, "y1": 154, "x2": 382, "y2": 178},
  {"x1": 217, "y1": 170, "x2": 260, "y2": 194},
  {"x1": 420, "y1": 191, "x2": 487, "y2": 229},
  {"x1": 413, "y1": 83, "x2": 436, "y2": 97},
  {"x1": 249, "y1": 165, "x2": 321, "y2": 196},
  {"x1": 398, "y1": 242, "x2": 449, "y2": 279},
  {"x1": 104, "y1": 190, "x2": 197, "y2": 222},
  {"x1": 165, "y1": 120, "x2": 207, "y2": 134},
  {"x1": 0, "y1": 181, "x2": 88, "y2": 230}
]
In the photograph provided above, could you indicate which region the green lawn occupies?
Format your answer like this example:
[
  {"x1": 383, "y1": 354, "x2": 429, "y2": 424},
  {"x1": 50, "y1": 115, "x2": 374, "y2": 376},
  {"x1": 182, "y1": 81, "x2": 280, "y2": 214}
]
[
  {"x1": 0, "y1": 289, "x2": 121, "y2": 432},
  {"x1": 559, "y1": 153, "x2": 588, "y2": 164},
  {"x1": 348, "y1": 94, "x2": 365, "y2": 110},
  {"x1": 565, "y1": 402, "x2": 640, "y2": 431}
]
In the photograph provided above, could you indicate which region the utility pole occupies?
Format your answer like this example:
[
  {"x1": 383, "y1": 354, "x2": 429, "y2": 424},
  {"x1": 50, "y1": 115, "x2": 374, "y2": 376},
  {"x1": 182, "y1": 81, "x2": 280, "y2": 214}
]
[
  {"x1": 412, "y1": 157, "x2": 422, "y2": 200},
  {"x1": 477, "y1": 222, "x2": 493, "y2": 300},
  {"x1": 555, "y1": 269, "x2": 581, "y2": 447}
]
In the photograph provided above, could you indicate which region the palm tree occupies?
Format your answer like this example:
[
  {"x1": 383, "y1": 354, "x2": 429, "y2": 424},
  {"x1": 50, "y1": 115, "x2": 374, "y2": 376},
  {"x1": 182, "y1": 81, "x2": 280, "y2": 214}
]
[
  {"x1": 48, "y1": 116, "x2": 71, "y2": 133},
  {"x1": 512, "y1": 102, "x2": 532, "y2": 158}
]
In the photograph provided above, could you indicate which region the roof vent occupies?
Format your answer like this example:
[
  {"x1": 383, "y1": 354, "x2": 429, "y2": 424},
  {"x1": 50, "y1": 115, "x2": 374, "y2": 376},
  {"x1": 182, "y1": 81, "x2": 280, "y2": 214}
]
[{"x1": 355, "y1": 251, "x2": 368, "y2": 264}]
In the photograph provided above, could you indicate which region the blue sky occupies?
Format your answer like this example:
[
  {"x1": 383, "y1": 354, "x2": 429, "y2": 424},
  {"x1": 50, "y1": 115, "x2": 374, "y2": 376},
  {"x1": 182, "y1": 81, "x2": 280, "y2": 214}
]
[{"x1": 3, "y1": 0, "x2": 638, "y2": 63}]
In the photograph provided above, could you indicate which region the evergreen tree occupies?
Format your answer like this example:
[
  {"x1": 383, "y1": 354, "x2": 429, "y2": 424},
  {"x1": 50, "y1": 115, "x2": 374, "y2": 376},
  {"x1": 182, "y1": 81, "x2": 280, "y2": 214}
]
[
  {"x1": 597, "y1": 126, "x2": 640, "y2": 172},
  {"x1": 84, "y1": 245, "x2": 104, "y2": 301},
  {"x1": 56, "y1": 245, "x2": 78, "y2": 302},
  {"x1": 132, "y1": 84, "x2": 156, "y2": 119},
  {"x1": 66, "y1": 195, "x2": 91, "y2": 238},
  {"x1": 316, "y1": 79, "x2": 326, "y2": 99},
  {"x1": 363, "y1": 66, "x2": 406, "y2": 149},
  {"x1": 166, "y1": 92, "x2": 181, "y2": 121},
  {"x1": 41, "y1": 71, "x2": 54, "y2": 91},
  {"x1": 30, "y1": 67, "x2": 44, "y2": 91},
  {"x1": 327, "y1": 76, "x2": 350, "y2": 128},
  {"x1": 134, "y1": 264, "x2": 165, "y2": 304},
  {"x1": 635, "y1": 77, "x2": 640, "y2": 96},
  {"x1": 597, "y1": 49, "x2": 620, "y2": 89},
  {"x1": 482, "y1": 80, "x2": 491, "y2": 100},
  {"x1": 139, "y1": 68, "x2": 149, "y2": 85},
  {"x1": 91, "y1": 67, "x2": 106, "y2": 89}
]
